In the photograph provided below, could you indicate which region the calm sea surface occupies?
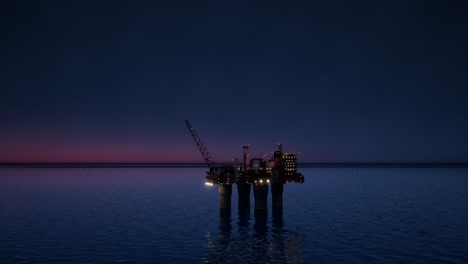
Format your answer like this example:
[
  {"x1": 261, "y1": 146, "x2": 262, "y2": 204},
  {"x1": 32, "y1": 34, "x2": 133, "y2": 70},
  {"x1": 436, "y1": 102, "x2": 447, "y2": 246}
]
[{"x1": 1, "y1": 167, "x2": 467, "y2": 263}]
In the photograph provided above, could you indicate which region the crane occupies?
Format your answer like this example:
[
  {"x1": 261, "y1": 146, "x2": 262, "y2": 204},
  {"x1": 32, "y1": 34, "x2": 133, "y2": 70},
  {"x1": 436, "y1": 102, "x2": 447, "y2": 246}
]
[{"x1": 184, "y1": 120, "x2": 215, "y2": 166}]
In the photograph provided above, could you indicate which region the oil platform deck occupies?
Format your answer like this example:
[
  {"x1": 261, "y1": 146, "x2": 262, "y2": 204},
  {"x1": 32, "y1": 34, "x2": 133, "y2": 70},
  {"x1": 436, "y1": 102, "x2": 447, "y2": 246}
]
[{"x1": 185, "y1": 120, "x2": 305, "y2": 212}]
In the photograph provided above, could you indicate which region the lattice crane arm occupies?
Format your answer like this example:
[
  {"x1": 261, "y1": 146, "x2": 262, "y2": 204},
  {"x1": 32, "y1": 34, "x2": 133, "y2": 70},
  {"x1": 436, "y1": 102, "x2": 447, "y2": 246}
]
[{"x1": 184, "y1": 120, "x2": 215, "y2": 165}]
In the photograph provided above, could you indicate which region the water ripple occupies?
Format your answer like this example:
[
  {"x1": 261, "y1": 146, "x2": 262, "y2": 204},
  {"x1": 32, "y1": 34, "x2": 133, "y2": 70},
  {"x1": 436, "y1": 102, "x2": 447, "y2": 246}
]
[{"x1": 0, "y1": 168, "x2": 467, "y2": 263}]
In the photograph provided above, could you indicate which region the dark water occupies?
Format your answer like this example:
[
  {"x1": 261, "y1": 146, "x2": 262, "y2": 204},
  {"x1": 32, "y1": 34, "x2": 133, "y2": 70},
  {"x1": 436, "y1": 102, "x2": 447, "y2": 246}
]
[{"x1": 1, "y1": 167, "x2": 467, "y2": 263}]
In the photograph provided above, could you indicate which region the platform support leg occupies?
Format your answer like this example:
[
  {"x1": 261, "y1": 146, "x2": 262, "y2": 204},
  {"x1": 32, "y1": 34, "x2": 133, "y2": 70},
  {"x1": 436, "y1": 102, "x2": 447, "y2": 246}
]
[
  {"x1": 237, "y1": 184, "x2": 251, "y2": 211},
  {"x1": 219, "y1": 184, "x2": 232, "y2": 214},
  {"x1": 271, "y1": 183, "x2": 283, "y2": 209},
  {"x1": 253, "y1": 184, "x2": 268, "y2": 212}
]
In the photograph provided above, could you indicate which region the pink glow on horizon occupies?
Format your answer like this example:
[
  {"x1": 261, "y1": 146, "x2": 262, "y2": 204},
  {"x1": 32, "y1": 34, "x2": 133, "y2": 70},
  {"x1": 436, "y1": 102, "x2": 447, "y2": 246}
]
[
  {"x1": 0, "y1": 141, "x2": 206, "y2": 163},
  {"x1": 0, "y1": 134, "x2": 321, "y2": 163}
]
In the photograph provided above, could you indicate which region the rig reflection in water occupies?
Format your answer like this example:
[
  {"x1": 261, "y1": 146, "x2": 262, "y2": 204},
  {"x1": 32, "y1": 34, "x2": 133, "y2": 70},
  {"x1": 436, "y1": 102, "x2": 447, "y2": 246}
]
[{"x1": 204, "y1": 209, "x2": 304, "y2": 263}]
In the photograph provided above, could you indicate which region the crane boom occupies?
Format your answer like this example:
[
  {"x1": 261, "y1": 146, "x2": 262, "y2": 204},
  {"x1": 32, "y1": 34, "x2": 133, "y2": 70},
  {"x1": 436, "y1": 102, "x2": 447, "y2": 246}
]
[{"x1": 184, "y1": 120, "x2": 215, "y2": 165}]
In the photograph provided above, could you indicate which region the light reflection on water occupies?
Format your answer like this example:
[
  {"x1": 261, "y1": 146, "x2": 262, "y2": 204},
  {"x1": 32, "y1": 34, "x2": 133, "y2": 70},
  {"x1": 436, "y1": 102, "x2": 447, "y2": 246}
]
[
  {"x1": 0, "y1": 167, "x2": 468, "y2": 263},
  {"x1": 204, "y1": 209, "x2": 304, "y2": 263}
]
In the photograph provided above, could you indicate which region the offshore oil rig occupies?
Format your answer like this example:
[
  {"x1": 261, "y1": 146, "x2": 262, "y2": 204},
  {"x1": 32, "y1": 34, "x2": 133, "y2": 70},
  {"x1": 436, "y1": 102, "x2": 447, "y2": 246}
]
[{"x1": 185, "y1": 120, "x2": 304, "y2": 212}]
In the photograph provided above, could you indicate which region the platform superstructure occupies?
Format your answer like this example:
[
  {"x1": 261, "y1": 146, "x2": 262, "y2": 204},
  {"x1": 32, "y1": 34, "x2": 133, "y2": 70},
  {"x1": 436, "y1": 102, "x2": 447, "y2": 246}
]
[{"x1": 185, "y1": 120, "x2": 304, "y2": 212}]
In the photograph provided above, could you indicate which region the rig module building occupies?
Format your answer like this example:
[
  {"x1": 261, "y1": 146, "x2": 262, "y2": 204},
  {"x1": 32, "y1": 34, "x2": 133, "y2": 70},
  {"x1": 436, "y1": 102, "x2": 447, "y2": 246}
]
[{"x1": 205, "y1": 144, "x2": 304, "y2": 186}]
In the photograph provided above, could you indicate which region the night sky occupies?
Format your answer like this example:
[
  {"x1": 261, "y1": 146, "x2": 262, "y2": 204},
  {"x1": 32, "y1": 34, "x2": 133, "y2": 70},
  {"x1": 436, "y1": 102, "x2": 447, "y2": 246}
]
[{"x1": 1, "y1": 0, "x2": 467, "y2": 163}]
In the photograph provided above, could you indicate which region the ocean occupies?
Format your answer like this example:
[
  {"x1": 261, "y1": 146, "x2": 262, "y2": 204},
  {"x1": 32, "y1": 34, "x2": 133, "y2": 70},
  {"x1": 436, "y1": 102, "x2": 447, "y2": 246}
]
[{"x1": 1, "y1": 167, "x2": 467, "y2": 263}]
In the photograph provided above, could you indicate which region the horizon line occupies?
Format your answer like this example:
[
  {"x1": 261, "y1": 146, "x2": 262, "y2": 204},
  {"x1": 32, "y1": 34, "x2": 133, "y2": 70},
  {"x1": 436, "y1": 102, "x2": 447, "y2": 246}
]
[{"x1": 1, "y1": 162, "x2": 468, "y2": 168}]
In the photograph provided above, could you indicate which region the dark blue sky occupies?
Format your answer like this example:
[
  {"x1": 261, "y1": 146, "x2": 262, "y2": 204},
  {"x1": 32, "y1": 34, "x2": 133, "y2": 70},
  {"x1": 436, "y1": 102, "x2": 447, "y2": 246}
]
[{"x1": 1, "y1": 0, "x2": 467, "y2": 163}]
